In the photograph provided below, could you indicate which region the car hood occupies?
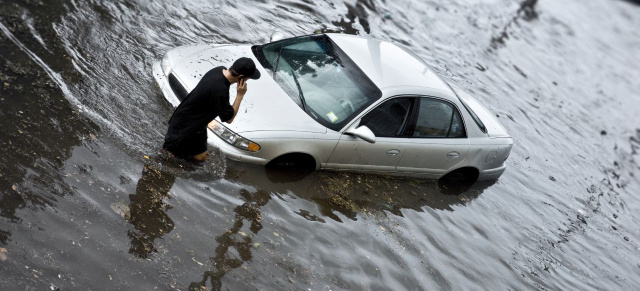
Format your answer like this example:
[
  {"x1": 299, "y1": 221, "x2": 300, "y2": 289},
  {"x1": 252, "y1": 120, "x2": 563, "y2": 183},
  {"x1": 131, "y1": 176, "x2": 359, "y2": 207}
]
[{"x1": 167, "y1": 44, "x2": 327, "y2": 134}]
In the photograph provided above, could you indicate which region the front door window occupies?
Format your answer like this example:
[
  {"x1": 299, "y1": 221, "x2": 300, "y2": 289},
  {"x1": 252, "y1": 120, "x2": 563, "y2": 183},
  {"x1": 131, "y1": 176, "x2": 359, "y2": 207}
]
[{"x1": 359, "y1": 98, "x2": 413, "y2": 137}]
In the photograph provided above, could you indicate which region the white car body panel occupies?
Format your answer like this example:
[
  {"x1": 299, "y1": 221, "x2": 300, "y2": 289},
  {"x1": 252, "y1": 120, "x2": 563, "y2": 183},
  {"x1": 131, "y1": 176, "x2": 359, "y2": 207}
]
[
  {"x1": 396, "y1": 138, "x2": 470, "y2": 177},
  {"x1": 153, "y1": 34, "x2": 513, "y2": 180},
  {"x1": 327, "y1": 34, "x2": 451, "y2": 92},
  {"x1": 326, "y1": 136, "x2": 405, "y2": 173}
]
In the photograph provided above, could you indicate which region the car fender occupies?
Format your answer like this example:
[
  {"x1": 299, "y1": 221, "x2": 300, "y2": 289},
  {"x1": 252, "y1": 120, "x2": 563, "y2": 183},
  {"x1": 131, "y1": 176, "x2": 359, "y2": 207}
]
[{"x1": 246, "y1": 131, "x2": 342, "y2": 170}]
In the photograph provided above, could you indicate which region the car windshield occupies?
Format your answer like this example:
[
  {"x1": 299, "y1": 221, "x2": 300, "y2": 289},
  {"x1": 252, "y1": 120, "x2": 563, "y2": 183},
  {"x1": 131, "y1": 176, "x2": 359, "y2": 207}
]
[{"x1": 252, "y1": 35, "x2": 381, "y2": 131}]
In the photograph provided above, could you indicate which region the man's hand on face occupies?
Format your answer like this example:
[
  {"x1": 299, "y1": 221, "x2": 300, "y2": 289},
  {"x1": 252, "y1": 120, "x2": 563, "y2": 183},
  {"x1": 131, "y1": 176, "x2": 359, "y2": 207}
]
[{"x1": 237, "y1": 78, "x2": 248, "y2": 96}]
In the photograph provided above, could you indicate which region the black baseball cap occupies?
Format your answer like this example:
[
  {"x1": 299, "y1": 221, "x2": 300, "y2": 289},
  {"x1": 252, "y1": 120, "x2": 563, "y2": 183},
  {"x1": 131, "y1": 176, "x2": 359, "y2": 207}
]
[{"x1": 230, "y1": 57, "x2": 261, "y2": 80}]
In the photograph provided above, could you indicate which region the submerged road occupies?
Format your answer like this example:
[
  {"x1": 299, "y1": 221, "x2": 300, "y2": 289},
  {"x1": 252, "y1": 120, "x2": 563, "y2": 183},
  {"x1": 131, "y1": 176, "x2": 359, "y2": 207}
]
[{"x1": 0, "y1": 0, "x2": 639, "y2": 289}]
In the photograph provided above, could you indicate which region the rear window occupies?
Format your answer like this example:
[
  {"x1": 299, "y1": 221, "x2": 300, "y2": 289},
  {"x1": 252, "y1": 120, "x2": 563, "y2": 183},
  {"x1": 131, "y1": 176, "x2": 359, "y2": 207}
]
[{"x1": 458, "y1": 94, "x2": 487, "y2": 134}]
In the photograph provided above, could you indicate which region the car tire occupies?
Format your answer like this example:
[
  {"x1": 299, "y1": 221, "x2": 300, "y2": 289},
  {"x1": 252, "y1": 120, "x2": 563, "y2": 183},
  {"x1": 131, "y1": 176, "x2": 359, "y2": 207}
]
[
  {"x1": 438, "y1": 167, "x2": 479, "y2": 195},
  {"x1": 266, "y1": 153, "x2": 316, "y2": 172}
]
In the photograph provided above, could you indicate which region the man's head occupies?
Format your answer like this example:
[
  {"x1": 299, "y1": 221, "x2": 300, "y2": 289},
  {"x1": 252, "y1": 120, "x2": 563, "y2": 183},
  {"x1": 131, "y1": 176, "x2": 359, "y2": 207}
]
[{"x1": 229, "y1": 57, "x2": 261, "y2": 82}]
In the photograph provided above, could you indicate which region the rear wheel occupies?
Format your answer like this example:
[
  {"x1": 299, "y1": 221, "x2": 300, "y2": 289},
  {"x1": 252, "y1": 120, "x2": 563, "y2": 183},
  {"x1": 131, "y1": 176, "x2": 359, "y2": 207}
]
[{"x1": 438, "y1": 167, "x2": 479, "y2": 195}]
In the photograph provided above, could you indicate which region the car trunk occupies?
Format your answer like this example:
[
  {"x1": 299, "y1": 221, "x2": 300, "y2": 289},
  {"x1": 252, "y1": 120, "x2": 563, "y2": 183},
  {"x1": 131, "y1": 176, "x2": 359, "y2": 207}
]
[{"x1": 454, "y1": 86, "x2": 510, "y2": 138}]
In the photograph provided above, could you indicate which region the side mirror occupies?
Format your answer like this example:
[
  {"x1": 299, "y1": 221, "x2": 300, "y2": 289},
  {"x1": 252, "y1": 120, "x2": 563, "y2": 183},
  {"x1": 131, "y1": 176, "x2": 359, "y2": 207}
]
[
  {"x1": 346, "y1": 125, "x2": 376, "y2": 143},
  {"x1": 270, "y1": 31, "x2": 284, "y2": 42}
]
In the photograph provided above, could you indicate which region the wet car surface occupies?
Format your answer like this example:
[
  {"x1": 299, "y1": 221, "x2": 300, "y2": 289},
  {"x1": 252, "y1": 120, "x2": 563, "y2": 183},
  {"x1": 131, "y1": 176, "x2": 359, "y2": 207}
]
[{"x1": 1, "y1": 0, "x2": 639, "y2": 290}]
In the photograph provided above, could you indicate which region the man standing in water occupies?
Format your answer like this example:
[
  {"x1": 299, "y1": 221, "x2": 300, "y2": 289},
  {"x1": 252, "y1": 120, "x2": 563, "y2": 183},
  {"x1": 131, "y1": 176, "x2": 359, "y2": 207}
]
[{"x1": 163, "y1": 57, "x2": 261, "y2": 162}]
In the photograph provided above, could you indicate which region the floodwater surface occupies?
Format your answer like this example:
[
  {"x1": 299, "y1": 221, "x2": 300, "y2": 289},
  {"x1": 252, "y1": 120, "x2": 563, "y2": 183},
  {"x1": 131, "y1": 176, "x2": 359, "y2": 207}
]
[{"x1": 1, "y1": 0, "x2": 639, "y2": 290}]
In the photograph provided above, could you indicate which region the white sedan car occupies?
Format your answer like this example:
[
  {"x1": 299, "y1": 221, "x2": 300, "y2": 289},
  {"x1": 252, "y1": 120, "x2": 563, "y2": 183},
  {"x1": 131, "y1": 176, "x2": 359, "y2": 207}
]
[{"x1": 153, "y1": 33, "x2": 512, "y2": 182}]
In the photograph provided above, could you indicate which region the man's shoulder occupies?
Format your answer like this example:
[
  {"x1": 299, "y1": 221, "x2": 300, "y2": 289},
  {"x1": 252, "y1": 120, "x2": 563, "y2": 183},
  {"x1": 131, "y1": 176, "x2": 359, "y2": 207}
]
[
  {"x1": 207, "y1": 67, "x2": 230, "y2": 90},
  {"x1": 205, "y1": 66, "x2": 226, "y2": 76},
  {"x1": 184, "y1": 68, "x2": 227, "y2": 101},
  {"x1": 202, "y1": 66, "x2": 227, "y2": 82}
]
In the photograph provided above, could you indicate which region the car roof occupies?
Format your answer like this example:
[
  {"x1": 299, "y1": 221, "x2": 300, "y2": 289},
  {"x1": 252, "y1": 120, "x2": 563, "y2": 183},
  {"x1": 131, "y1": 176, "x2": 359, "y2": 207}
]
[{"x1": 326, "y1": 34, "x2": 453, "y2": 94}]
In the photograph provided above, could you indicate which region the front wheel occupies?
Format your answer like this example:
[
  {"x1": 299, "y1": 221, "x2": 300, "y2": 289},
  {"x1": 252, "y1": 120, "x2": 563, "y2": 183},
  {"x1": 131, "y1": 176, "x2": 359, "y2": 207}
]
[
  {"x1": 265, "y1": 154, "x2": 316, "y2": 183},
  {"x1": 266, "y1": 153, "x2": 316, "y2": 172}
]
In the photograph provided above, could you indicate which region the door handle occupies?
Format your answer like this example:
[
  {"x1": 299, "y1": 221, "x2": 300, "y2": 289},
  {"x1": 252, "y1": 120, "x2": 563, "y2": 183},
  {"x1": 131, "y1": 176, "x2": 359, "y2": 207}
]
[
  {"x1": 447, "y1": 151, "x2": 459, "y2": 159},
  {"x1": 387, "y1": 149, "x2": 400, "y2": 156}
]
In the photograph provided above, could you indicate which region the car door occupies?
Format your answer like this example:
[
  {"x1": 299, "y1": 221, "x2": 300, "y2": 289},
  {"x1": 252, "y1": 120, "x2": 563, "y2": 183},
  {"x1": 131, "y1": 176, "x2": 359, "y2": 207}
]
[
  {"x1": 395, "y1": 97, "x2": 470, "y2": 177},
  {"x1": 325, "y1": 97, "x2": 414, "y2": 173}
]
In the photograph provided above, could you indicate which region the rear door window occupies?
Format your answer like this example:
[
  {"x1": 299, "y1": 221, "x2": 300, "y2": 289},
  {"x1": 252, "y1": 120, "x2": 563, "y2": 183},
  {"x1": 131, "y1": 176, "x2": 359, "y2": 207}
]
[{"x1": 410, "y1": 98, "x2": 466, "y2": 138}]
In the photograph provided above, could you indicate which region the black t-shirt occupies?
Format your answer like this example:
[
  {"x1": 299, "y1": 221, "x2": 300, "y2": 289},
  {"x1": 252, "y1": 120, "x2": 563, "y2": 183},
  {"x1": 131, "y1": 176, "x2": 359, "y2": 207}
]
[{"x1": 164, "y1": 66, "x2": 235, "y2": 142}]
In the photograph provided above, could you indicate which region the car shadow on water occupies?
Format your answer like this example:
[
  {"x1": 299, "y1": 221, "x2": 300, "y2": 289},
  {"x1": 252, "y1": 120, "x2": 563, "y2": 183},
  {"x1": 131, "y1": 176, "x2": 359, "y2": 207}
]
[{"x1": 121, "y1": 159, "x2": 494, "y2": 290}]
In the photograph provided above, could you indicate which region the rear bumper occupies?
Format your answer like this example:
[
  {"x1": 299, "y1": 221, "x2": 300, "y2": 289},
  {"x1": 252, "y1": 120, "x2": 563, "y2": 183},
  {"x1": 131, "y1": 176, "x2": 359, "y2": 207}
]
[{"x1": 477, "y1": 164, "x2": 507, "y2": 181}]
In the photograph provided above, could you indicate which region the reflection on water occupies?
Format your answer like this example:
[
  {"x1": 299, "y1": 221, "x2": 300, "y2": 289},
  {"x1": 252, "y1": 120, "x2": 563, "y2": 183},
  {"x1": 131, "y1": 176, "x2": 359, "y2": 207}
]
[
  {"x1": 189, "y1": 188, "x2": 270, "y2": 290},
  {"x1": 188, "y1": 163, "x2": 492, "y2": 290},
  {"x1": 127, "y1": 164, "x2": 176, "y2": 258},
  {"x1": 490, "y1": 0, "x2": 539, "y2": 50},
  {"x1": 229, "y1": 162, "x2": 494, "y2": 217},
  {"x1": 0, "y1": 229, "x2": 8, "y2": 245}
]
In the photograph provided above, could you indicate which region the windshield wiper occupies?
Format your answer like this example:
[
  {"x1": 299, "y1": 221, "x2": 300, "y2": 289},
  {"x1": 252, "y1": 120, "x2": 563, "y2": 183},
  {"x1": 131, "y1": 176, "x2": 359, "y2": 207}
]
[
  {"x1": 273, "y1": 44, "x2": 283, "y2": 80},
  {"x1": 290, "y1": 69, "x2": 307, "y2": 112}
]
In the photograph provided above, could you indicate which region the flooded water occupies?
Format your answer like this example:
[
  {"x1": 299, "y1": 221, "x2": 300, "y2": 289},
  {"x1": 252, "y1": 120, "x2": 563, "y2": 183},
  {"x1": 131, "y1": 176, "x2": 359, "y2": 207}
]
[{"x1": 1, "y1": 0, "x2": 639, "y2": 289}]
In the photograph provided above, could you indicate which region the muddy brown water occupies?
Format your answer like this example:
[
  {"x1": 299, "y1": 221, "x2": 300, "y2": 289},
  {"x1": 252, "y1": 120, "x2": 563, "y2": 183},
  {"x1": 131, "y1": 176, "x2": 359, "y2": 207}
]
[{"x1": 1, "y1": 0, "x2": 639, "y2": 290}]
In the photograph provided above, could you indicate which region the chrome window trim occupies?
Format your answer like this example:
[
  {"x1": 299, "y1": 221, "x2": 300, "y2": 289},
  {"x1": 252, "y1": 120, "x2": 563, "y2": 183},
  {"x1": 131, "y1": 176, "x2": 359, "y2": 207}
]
[{"x1": 339, "y1": 94, "x2": 469, "y2": 139}]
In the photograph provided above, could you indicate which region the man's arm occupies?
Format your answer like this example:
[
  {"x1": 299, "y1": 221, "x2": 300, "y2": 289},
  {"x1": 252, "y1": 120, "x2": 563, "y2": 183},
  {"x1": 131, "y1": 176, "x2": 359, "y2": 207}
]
[{"x1": 225, "y1": 78, "x2": 247, "y2": 124}]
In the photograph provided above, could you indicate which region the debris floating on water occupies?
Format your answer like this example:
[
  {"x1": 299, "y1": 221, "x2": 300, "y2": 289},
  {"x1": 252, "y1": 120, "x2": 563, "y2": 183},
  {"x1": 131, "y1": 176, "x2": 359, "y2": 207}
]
[
  {"x1": 513, "y1": 65, "x2": 528, "y2": 78},
  {"x1": 109, "y1": 202, "x2": 131, "y2": 220},
  {"x1": 0, "y1": 248, "x2": 7, "y2": 261}
]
